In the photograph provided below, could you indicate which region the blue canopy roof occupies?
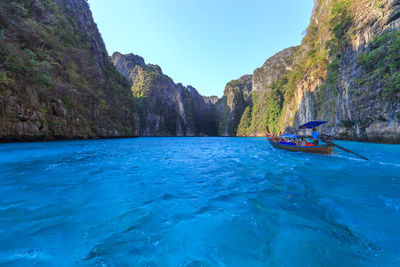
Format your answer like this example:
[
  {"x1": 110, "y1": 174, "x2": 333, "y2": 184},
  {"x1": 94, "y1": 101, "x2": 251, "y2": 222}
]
[
  {"x1": 280, "y1": 134, "x2": 299, "y2": 139},
  {"x1": 299, "y1": 121, "x2": 327, "y2": 129}
]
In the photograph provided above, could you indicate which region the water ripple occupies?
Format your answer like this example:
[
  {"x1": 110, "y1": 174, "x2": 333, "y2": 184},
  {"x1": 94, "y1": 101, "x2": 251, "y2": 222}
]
[{"x1": 0, "y1": 137, "x2": 399, "y2": 265}]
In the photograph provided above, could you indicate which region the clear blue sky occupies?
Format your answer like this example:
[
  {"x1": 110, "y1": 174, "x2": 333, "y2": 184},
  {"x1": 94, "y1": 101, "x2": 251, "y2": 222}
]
[{"x1": 88, "y1": 0, "x2": 314, "y2": 97}]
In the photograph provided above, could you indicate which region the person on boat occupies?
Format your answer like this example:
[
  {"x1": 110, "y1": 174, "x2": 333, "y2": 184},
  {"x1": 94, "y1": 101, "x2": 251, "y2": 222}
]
[
  {"x1": 321, "y1": 134, "x2": 332, "y2": 144},
  {"x1": 312, "y1": 128, "x2": 319, "y2": 145}
]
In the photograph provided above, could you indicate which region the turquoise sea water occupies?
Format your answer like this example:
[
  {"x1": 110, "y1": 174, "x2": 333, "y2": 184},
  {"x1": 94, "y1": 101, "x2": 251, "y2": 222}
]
[{"x1": 0, "y1": 137, "x2": 399, "y2": 266}]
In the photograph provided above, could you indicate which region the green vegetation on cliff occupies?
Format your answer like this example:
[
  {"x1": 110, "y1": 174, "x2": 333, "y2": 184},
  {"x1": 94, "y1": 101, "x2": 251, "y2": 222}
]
[
  {"x1": 358, "y1": 30, "x2": 400, "y2": 98},
  {"x1": 235, "y1": 0, "x2": 356, "y2": 136},
  {"x1": 129, "y1": 64, "x2": 182, "y2": 135},
  {"x1": 217, "y1": 75, "x2": 252, "y2": 136},
  {"x1": 112, "y1": 52, "x2": 219, "y2": 136},
  {"x1": 2, "y1": 0, "x2": 398, "y2": 141},
  {"x1": 237, "y1": 76, "x2": 287, "y2": 135},
  {"x1": 0, "y1": 0, "x2": 137, "y2": 140},
  {"x1": 116, "y1": 0, "x2": 398, "y2": 141},
  {"x1": 130, "y1": 65, "x2": 166, "y2": 109},
  {"x1": 236, "y1": 106, "x2": 252, "y2": 136},
  {"x1": 234, "y1": 47, "x2": 297, "y2": 136},
  {"x1": 235, "y1": 0, "x2": 399, "y2": 142}
]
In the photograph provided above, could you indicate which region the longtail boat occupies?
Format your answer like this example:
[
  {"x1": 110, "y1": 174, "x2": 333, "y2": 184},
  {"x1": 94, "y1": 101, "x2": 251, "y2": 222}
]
[
  {"x1": 267, "y1": 121, "x2": 370, "y2": 160},
  {"x1": 267, "y1": 121, "x2": 334, "y2": 155},
  {"x1": 267, "y1": 137, "x2": 334, "y2": 155}
]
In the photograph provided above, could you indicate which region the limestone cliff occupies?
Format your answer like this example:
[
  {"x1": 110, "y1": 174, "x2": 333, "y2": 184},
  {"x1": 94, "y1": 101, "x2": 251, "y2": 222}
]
[
  {"x1": 293, "y1": 0, "x2": 400, "y2": 143},
  {"x1": 0, "y1": 0, "x2": 138, "y2": 141},
  {"x1": 2, "y1": 0, "x2": 398, "y2": 142},
  {"x1": 234, "y1": 0, "x2": 400, "y2": 143},
  {"x1": 112, "y1": 52, "x2": 218, "y2": 136},
  {"x1": 217, "y1": 75, "x2": 252, "y2": 136},
  {"x1": 236, "y1": 47, "x2": 298, "y2": 136}
]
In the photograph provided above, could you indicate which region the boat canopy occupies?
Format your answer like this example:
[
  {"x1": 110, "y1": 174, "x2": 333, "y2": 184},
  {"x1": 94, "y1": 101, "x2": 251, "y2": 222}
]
[
  {"x1": 280, "y1": 134, "x2": 299, "y2": 139},
  {"x1": 299, "y1": 121, "x2": 327, "y2": 129}
]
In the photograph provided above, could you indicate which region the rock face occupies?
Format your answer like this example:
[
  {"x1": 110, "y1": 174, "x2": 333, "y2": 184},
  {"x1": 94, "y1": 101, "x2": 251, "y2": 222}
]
[
  {"x1": 112, "y1": 52, "x2": 218, "y2": 136},
  {"x1": 217, "y1": 75, "x2": 252, "y2": 136},
  {"x1": 231, "y1": 0, "x2": 400, "y2": 143},
  {"x1": 2, "y1": 0, "x2": 398, "y2": 143},
  {"x1": 0, "y1": 0, "x2": 138, "y2": 141},
  {"x1": 292, "y1": 0, "x2": 400, "y2": 143},
  {"x1": 236, "y1": 47, "x2": 298, "y2": 136},
  {"x1": 216, "y1": 47, "x2": 298, "y2": 137},
  {"x1": 252, "y1": 47, "x2": 298, "y2": 93}
]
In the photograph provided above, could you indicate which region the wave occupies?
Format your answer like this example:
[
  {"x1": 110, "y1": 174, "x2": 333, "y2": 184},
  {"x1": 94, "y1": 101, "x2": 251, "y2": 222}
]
[
  {"x1": 0, "y1": 248, "x2": 53, "y2": 264},
  {"x1": 378, "y1": 161, "x2": 400, "y2": 168}
]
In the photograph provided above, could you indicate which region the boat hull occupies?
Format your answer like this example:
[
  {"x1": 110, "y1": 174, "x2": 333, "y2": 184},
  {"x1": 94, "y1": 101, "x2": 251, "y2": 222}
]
[{"x1": 268, "y1": 139, "x2": 333, "y2": 155}]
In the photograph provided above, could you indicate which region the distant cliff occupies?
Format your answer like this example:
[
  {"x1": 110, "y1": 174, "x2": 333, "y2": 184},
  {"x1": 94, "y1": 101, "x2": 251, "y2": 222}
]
[
  {"x1": 0, "y1": 0, "x2": 138, "y2": 141},
  {"x1": 236, "y1": 47, "x2": 298, "y2": 136},
  {"x1": 217, "y1": 75, "x2": 252, "y2": 136},
  {"x1": 112, "y1": 52, "x2": 218, "y2": 136}
]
